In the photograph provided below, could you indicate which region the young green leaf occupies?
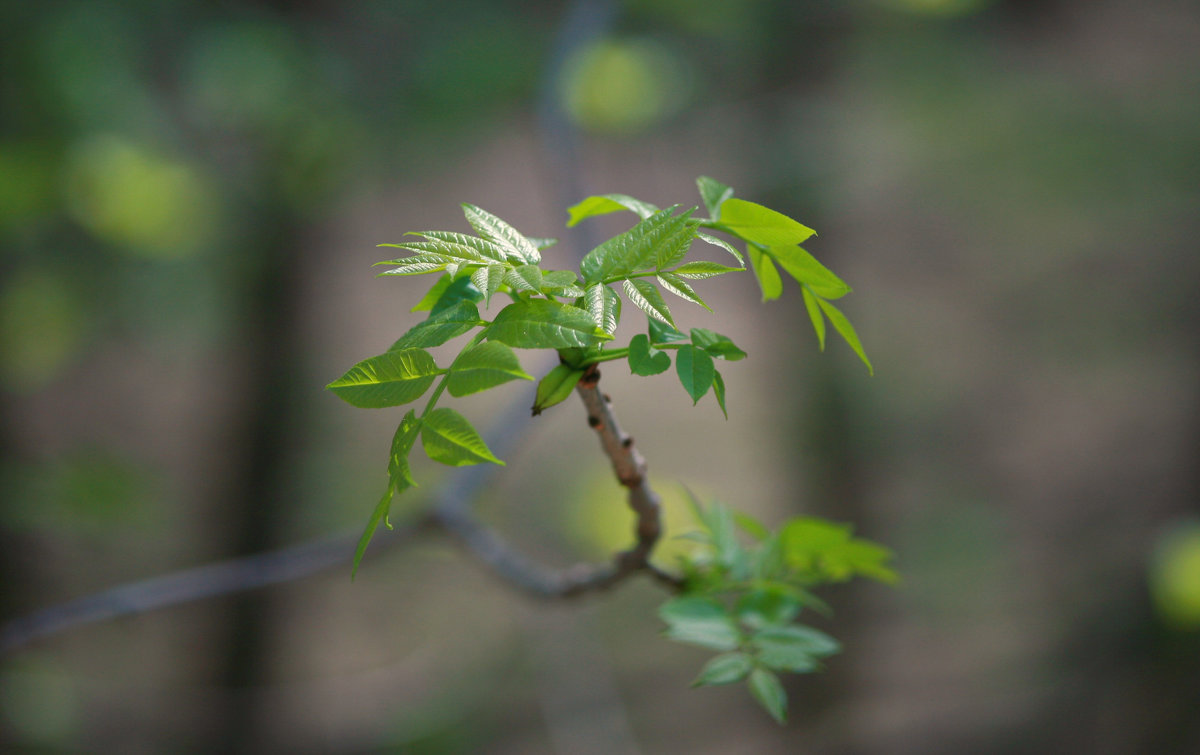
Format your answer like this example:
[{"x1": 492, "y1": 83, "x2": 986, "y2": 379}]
[
  {"x1": 327, "y1": 349, "x2": 441, "y2": 408},
  {"x1": 379, "y1": 238, "x2": 490, "y2": 265},
  {"x1": 672, "y1": 260, "x2": 744, "y2": 279},
  {"x1": 801, "y1": 287, "x2": 827, "y2": 351},
  {"x1": 648, "y1": 319, "x2": 687, "y2": 344},
  {"x1": 528, "y1": 236, "x2": 558, "y2": 250},
  {"x1": 690, "y1": 328, "x2": 747, "y2": 361},
  {"x1": 676, "y1": 345, "x2": 715, "y2": 404},
  {"x1": 747, "y1": 668, "x2": 787, "y2": 724},
  {"x1": 696, "y1": 232, "x2": 745, "y2": 265},
  {"x1": 567, "y1": 193, "x2": 659, "y2": 226},
  {"x1": 447, "y1": 341, "x2": 533, "y2": 397},
  {"x1": 353, "y1": 487, "x2": 399, "y2": 580},
  {"x1": 412, "y1": 230, "x2": 509, "y2": 263},
  {"x1": 717, "y1": 197, "x2": 815, "y2": 247},
  {"x1": 748, "y1": 246, "x2": 783, "y2": 301},
  {"x1": 770, "y1": 245, "x2": 851, "y2": 300},
  {"x1": 411, "y1": 274, "x2": 452, "y2": 312},
  {"x1": 580, "y1": 207, "x2": 694, "y2": 284},
  {"x1": 696, "y1": 176, "x2": 734, "y2": 218},
  {"x1": 420, "y1": 407, "x2": 504, "y2": 466},
  {"x1": 816, "y1": 298, "x2": 873, "y2": 374},
  {"x1": 503, "y1": 264, "x2": 543, "y2": 293},
  {"x1": 430, "y1": 275, "x2": 484, "y2": 315},
  {"x1": 352, "y1": 412, "x2": 422, "y2": 577},
  {"x1": 583, "y1": 283, "x2": 622, "y2": 336},
  {"x1": 736, "y1": 588, "x2": 803, "y2": 630},
  {"x1": 532, "y1": 363, "x2": 584, "y2": 415},
  {"x1": 487, "y1": 299, "x2": 611, "y2": 349},
  {"x1": 461, "y1": 203, "x2": 541, "y2": 265},
  {"x1": 657, "y1": 273, "x2": 711, "y2": 311},
  {"x1": 693, "y1": 652, "x2": 754, "y2": 687},
  {"x1": 712, "y1": 369, "x2": 728, "y2": 419},
  {"x1": 752, "y1": 625, "x2": 840, "y2": 659},
  {"x1": 628, "y1": 333, "x2": 670, "y2": 376},
  {"x1": 375, "y1": 255, "x2": 450, "y2": 276},
  {"x1": 541, "y1": 269, "x2": 585, "y2": 297},
  {"x1": 389, "y1": 301, "x2": 483, "y2": 351},
  {"x1": 623, "y1": 278, "x2": 675, "y2": 326},
  {"x1": 659, "y1": 596, "x2": 742, "y2": 651},
  {"x1": 470, "y1": 264, "x2": 507, "y2": 305}
]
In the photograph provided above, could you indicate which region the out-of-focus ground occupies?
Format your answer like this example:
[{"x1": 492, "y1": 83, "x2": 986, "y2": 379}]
[{"x1": 2, "y1": 1, "x2": 1199, "y2": 752}]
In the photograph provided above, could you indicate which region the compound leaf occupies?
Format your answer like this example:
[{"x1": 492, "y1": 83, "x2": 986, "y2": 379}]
[
  {"x1": 657, "y1": 273, "x2": 711, "y2": 311},
  {"x1": 412, "y1": 230, "x2": 508, "y2": 263},
  {"x1": 816, "y1": 298, "x2": 873, "y2": 374},
  {"x1": 581, "y1": 207, "x2": 694, "y2": 284},
  {"x1": 567, "y1": 193, "x2": 659, "y2": 226},
  {"x1": 487, "y1": 299, "x2": 611, "y2": 349},
  {"x1": 327, "y1": 349, "x2": 441, "y2": 408},
  {"x1": 461, "y1": 203, "x2": 540, "y2": 265},
  {"x1": 801, "y1": 287, "x2": 827, "y2": 350},
  {"x1": 421, "y1": 407, "x2": 503, "y2": 466}
]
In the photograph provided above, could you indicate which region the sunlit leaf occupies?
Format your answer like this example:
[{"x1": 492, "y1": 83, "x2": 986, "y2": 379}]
[
  {"x1": 421, "y1": 407, "x2": 504, "y2": 466},
  {"x1": 447, "y1": 341, "x2": 533, "y2": 397},
  {"x1": 532, "y1": 363, "x2": 584, "y2": 415},
  {"x1": 461, "y1": 203, "x2": 540, "y2": 265},
  {"x1": 412, "y1": 230, "x2": 508, "y2": 263},
  {"x1": 717, "y1": 197, "x2": 815, "y2": 246},
  {"x1": 697, "y1": 232, "x2": 745, "y2": 265},
  {"x1": 580, "y1": 207, "x2": 694, "y2": 284},
  {"x1": 696, "y1": 176, "x2": 734, "y2": 218},
  {"x1": 411, "y1": 274, "x2": 452, "y2": 312},
  {"x1": 770, "y1": 245, "x2": 851, "y2": 300},
  {"x1": 816, "y1": 298, "x2": 873, "y2": 374},
  {"x1": 747, "y1": 246, "x2": 782, "y2": 301},
  {"x1": 672, "y1": 260, "x2": 744, "y2": 279},
  {"x1": 623, "y1": 278, "x2": 674, "y2": 326},
  {"x1": 430, "y1": 275, "x2": 484, "y2": 315},
  {"x1": 327, "y1": 349, "x2": 441, "y2": 408},
  {"x1": 566, "y1": 193, "x2": 659, "y2": 226},
  {"x1": 487, "y1": 299, "x2": 611, "y2": 349},
  {"x1": 657, "y1": 273, "x2": 711, "y2": 311},
  {"x1": 470, "y1": 264, "x2": 506, "y2": 305},
  {"x1": 801, "y1": 287, "x2": 826, "y2": 351}
]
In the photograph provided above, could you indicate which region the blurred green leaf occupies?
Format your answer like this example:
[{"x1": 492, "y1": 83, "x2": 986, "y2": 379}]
[
  {"x1": 747, "y1": 668, "x2": 787, "y2": 724},
  {"x1": 327, "y1": 349, "x2": 441, "y2": 408},
  {"x1": 567, "y1": 193, "x2": 659, "y2": 226},
  {"x1": 747, "y1": 246, "x2": 782, "y2": 301},
  {"x1": 693, "y1": 652, "x2": 753, "y2": 687}
]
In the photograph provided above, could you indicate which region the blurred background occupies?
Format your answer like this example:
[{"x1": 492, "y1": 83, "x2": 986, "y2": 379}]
[{"x1": 2, "y1": 0, "x2": 1199, "y2": 752}]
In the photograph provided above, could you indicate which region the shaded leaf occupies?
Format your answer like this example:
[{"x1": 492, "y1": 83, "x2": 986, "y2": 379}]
[
  {"x1": 752, "y1": 625, "x2": 840, "y2": 658},
  {"x1": 628, "y1": 333, "x2": 670, "y2": 376},
  {"x1": 447, "y1": 341, "x2": 532, "y2": 397},
  {"x1": 748, "y1": 668, "x2": 787, "y2": 724},
  {"x1": 690, "y1": 328, "x2": 747, "y2": 361},
  {"x1": 430, "y1": 275, "x2": 484, "y2": 315},
  {"x1": 693, "y1": 652, "x2": 754, "y2": 687},
  {"x1": 352, "y1": 412, "x2": 421, "y2": 578},
  {"x1": 676, "y1": 345, "x2": 714, "y2": 404},
  {"x1": 327, "y1": 349, "x2": 441, "y2": 408},
  {"x1": 470, "y1": 264, "x2": 507, "y2": 305},
  {"x1": 528, "y1": 236, "x2": 558, "y2": 250},
  {"x1": 411, "y1": 274, "x2": 452, "y2": 312},
  {"x1": 659, "y1": 596, "x2": 742, "y2": 651},
  {"x1": 712, "y1": 369, "x2": 728, "y2": 419},
  {"x1": 649, "y1": 319, "x2": 687, "y2": 344},
  {"x1": 421, "y1": 407, "x2": 504, "y2": 466},
  {"x1": 487, "y1": 299, "x2": 611, "y2": 349}
]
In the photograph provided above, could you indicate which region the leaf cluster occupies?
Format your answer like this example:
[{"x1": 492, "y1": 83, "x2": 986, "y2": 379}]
[{"x1": 661, "y1": 495, "x2": 897, "y2": 722}]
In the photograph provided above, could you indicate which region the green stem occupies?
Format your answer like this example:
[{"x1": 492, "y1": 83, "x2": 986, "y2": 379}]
[{"x1": 420, "y1": 329, "x2": 488, "y2": 419}]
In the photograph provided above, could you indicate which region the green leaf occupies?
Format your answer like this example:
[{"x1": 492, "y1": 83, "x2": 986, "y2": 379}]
[
  {"x1": 487, "y1": 299, "x2": 611, "y2": 349},
  {"x1": 411, "y1": 230, "x2": 509, "y2": 263},
  {"x1": 733, "y1": 511, "x2": 769, "y2": 541},
  {"x1": 690, "y1": 328, "x2": 747, "y2": 361},
  {"x1": 327, "y1": 349, "x2": 441, "y2": 408},
  {"x1": 446, "y1": 341, "x2": 532, "y2": 397},
  {"x1": 580, "y1": 207, "x2": 694, "y2": 284},
  {"x1": 712, "y1": 369, "x2": 728, "y2": 419},
  {"x1": 656, "y1": 273, "x2": 711, "y2": 311},
  {"x1": 566, "y1": 193, "x2": 659, "y2": 226},
  {"x1": 353, "y1": 412, "x2": 422, "y2": 577},
  {"x1": 375, "y1": 255, "x2": 450, "y2": 276},
  {"x1": 779, "y1": 517, "x2": 897, "y2": 584},
  {"x1": 737, "y1": 588, "x2": 803, "y2": 630},
  {"x1": 693, "y1": 652, "x2": 754, "y2": 687},
  {"x1": 378, "y1": 238, "x2": 489, "y2": 265},
  {"x1": 747, "y1": 246, "x2": 782, "y2": 301},
  {"x1": 628, "y1": 333, "x2": 670, "y2": 376},
  {"x1": 583, "y1": 283, "x2": 622, "y2": 336},
  {"x1": 411, "y1": 274, "x2": 452, "y2": 312},
  {"x1": 430, "y1": 275, "x2": 484, "y2": 315},
  {"x1": 420, "y1": 407, "x2": 504, "y2": 466},
  {"x1": 815, "y1": 298, "x2": 873, "y2": 374},
  {"x1": 529, "y1": 236, "x2": 558, "y2": 250},
  {"x1": 532, "y1": 363, "x2": 584, "y2": 415},
  {"x1": 717, "y1": 197, "x2": 815, "y2": 247},
  {"x1": 389, "y1": 301, "x2": 483, "y2": 351},
  {"x1": 541, "y1": 270, "x2": 584, "y2": 297},
  {"x1": 676, "y1": 345, "x2": 714, "y2": 404},
  {"x1": 752, "y1": 625, "x2": 840, "y2": 658},
  {"x1": 801, "y1": 287, "x2": 826, "y2": 350},
  {"x1": 659, "y1": 596, "x2": 742, "y2": 651},
  {"x1": 623, "y1": 278, "x2": 675, "y2": 326},
  {"x1": 461, "y1": 203, "x2": 541, "y2": 265},
  {"x1": 648, "y1": 319, "x2": 687, "y2": 344},
  {"x1": 697, "y1": 232, "x2": 745, "y2": 265},
  {"x1": 696, "y1": 176, "x2": 734, "y2": 218},
  {"x1": 470, "y1": 264, "x2": 507, "y2": 305},
  {"x1": 770, "y1": 246, "x2": 851, "y2": 300},
  {"x1": 503, "y1": 264, "x2": 543, "y2": 293},
  {"x1": 672, "y1": 260, "x2": 744, "y2": 279},
  {"x1": 747, "y1": 668, "x2": 787, "y2": 724}
]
